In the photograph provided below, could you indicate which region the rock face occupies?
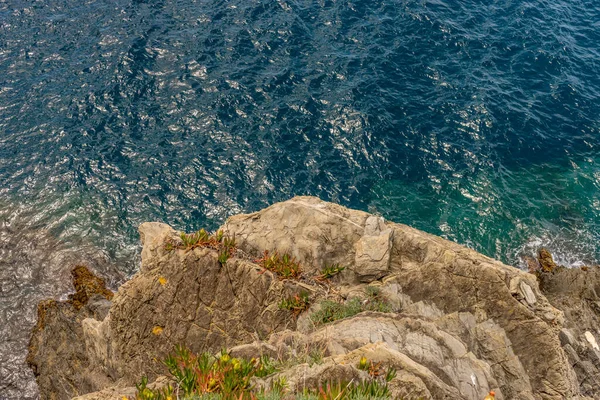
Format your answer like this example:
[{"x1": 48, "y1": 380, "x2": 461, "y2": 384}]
[
  {"x1": 27, "y1": 197, "x2": 600, "y2": 399},
  {"x1": 537, "y1": 264, "x2": 600, "y2": 397},
  {"x1": 27, "y1": 266, "x2": 114, "y2": 400},
  {"x1": 106, "y1": 223, "x2": 298, "y2": 384}
]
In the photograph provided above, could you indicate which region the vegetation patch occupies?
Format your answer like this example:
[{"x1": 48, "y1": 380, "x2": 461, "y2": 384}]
[
  {"x1": 257, "y1": 251, "x2": 302, "y2": 279},
  {"x1": 165, "y1": 229, "x2": 236, "y2": 265},
  {"x1": 134, "y1": 346, "x2": 276, "y2": 400},
  {"x1": 278, "y1": 292, "x2": 311, "y2": 317},
  {"x1": 294, "y1": 379, "x2": 391, "y2": 400},
  {"x1": 310, "y1": 287, "x2": 392, "y2": 326},
  {"x1": 132, "y1": 346, "x2": 394, "y2": 400},
  {"x1": 358, "y1": 356, "x2": 397, "y2": 381},
  {"x1": 275, "y1": 340, "x2": 327, "y2": 370},
  {"x1": 315, "y1": 264, "x2": 345, "y2": 282}
]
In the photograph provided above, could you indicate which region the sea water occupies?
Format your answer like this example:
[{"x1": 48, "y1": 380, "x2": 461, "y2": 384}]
[{"x1": 1, "y1": 0, "x2": 599, "y2": 397}]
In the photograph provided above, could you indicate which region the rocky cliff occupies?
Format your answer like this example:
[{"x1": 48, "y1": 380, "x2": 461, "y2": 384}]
[{"x1": 27, "y1": 197, "x2": 600, "y2": 399}]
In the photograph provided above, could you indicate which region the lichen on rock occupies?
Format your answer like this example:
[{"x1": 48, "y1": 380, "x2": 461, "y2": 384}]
[{"x1": 68, "y1": 265, "x2": 114, "y2": 310}]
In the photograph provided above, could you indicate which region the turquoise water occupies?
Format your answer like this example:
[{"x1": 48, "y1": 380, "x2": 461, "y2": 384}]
[
  {"x1": 2, "y1": 0, "x2": 599, "y2": 270},
  {"x1": 1, "y1": 1, "x2": 600, "y2": 395}
]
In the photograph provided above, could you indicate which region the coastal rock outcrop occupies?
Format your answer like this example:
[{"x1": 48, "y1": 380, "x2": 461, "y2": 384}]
[
  {"x1": 27, "y1": 266, "x2": 114, "y2": 399},
  {"x1": 27, "y1": 197, "x2": 600, "y2": 399},
  {"x1": 534, "y1": 252, "x2": 600, "y2": 398}
]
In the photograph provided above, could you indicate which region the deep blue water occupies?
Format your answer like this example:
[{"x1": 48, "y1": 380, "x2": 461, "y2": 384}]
[{"x1": 1, "y1": 0, "x2": 600, "y2": 396}]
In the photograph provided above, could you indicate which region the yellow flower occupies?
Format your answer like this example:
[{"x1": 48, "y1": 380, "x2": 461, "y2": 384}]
[
  {"x1": 220, "y1": 353, "x2": 230, "y2": 363},
  {"x1": 208, "y1": 378, "x2": 218, "y2": 390},
  {"x1": 358, "y1": 356, "x2": 368, "y2": 370},
  {"x1": 232, "y1": 358, "x2": 241, "y2": 371},
  {"x1": 152, "y1": 326, "x2": 163, "y2": 335},
  {"x1": 158, "y1": 276, "x2": 167, "y2": 286}
]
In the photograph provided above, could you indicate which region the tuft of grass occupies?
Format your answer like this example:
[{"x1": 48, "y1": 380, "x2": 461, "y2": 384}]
[
  {"x1": 256, "y1": 251, "x2": 302, "y2": 279},
  {"x1": 310, "y1": 288, "x2": 392, "y2": 326},
  {"x1": 279, "y1": 291, "x2": 311, "y2": 317},
  {"x1": 165, "y1": 229, "x2": 236, "y2": 266},
  {"x1": 218, "y1": 236, "x2": 237, "y2": 265},
  {"x1": 315, "y1": 264, "x2": 345, "y2": 281},
  {"x1": 273, "y1": 339, "x2": 327, "y2": 370},
  {"x1": 310, "y1": 299, "x2": 363, "y2": 326},
  {"x1": 297, "y1": 379, "x2": 391, "y2": 400},
  {"x1": 364, "y1": 286, "x2": 382, "y2": 300}
]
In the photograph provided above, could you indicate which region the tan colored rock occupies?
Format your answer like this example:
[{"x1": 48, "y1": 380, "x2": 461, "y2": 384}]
[
  {"x1": 71, "y1": 385, "x2": 136, "y2": 400},
  {"x1": 221, "y1": 196, "x2": 370, "y2": 277},
  {"x1": 289, "y1": 314, "x2": 497, "y2": 399},
  {"x1": 389, "y1": 369, "x2": 432, "y2": 399},
  {"x1": 519, "y1": 281, "x2": 537, "y2": 306},
  {"x1": 221, "y1": 197, "x2": 579, "y2": 399},
  {"x1": 264, "y1": 359, "x2": 371, "y2": 394},
  {"x1": 71, "y1": 376, "x2": 170, "y2": 400},
  {"x1": 539, "y1": 265, "x2": 600, "y2": 396},
  {"x1": 105, "y1": 248, "x2": 298, "y2": 384},
  {"x1": 137, "y1": 222, "x2": 177, "y2": 273},
  {"x1": 338, "y1": 343, "x2": 463, "y2": 399},
  {"x1": 538, "y1": 248, "x2": 558, "y2": 273},
  {"x1": 28, "y1": 197, "x2": 595, "y2": 400},
  {"x1": 353, "y1": 216, "x2": 393, "y2": 282}
]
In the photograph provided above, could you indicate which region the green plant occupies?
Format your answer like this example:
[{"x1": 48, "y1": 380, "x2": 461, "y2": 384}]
[
  {"x1": 180, "y1": 229, "x2": 210, "y2": 248},
  {"x1": 278, "y1": 292, "x2": 311, "y2": 317},
  {"x1": 299, "y1": 379, "x2": 391, "y2": 400},
  {"x1": 165, "y1": 230, "x2": 236, "y2": 266},
  {"x1": 255, "y1": 354, "x2": 278, "y2": 378},
  {"x1": 310, "y1": 299, "x2": 362, "y2": 325},
  {"x1": 308, "y1": 346, "x2": 325, "y2": 366},
  {"x1": 315, "y1": 264, "x2": 345, "y2": 281},
  {"x1": 137, "y1": 346, "x2": 279, "y2": 399},
  {"x1": 218, "y1": 237, "x2": 237, "y2": 265},
  {"x1": 134, "y1": 347, "x2": 393, "y2": 400},
  {"x1": 358, "y1": 356, "x2": 369, "y2": 371},
  {"x1": 356, "y1": 357, "x2": 396, "y2": 381},
  {"x1": 310, "y1": 288, "x2": 392, "y2": 326},
  {"x1": 385, "y1": 367, "x2": 397, "y2": 382},
  {"x1": 365, "y1": 286, "x2": 381, "y2": 299},
  {"x1": 346, "y1": 379, "x2": 391, "y2": 399},
  {"x1": 257, "y1": 251, "x2": 302, "y2": 279},
  {"x1": 135, "y1": 375, "x2": 175, "y2": 400}
]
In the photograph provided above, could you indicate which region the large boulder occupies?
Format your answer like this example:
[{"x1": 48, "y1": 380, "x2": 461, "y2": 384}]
[{"x1": 221, "y1": 196, "x2": 372, "y2": 278}]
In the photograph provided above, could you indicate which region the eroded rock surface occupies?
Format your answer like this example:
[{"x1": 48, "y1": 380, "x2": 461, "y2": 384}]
[
  {"x1": 27, "y1": 197, "x2": 600, "y2": 399},
  {"x1": 537, "y1": 261, "x2": 600, "y2": 397},
  {"x1": 27, "y1": 266, "x2": 114, "y2": 400}
]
